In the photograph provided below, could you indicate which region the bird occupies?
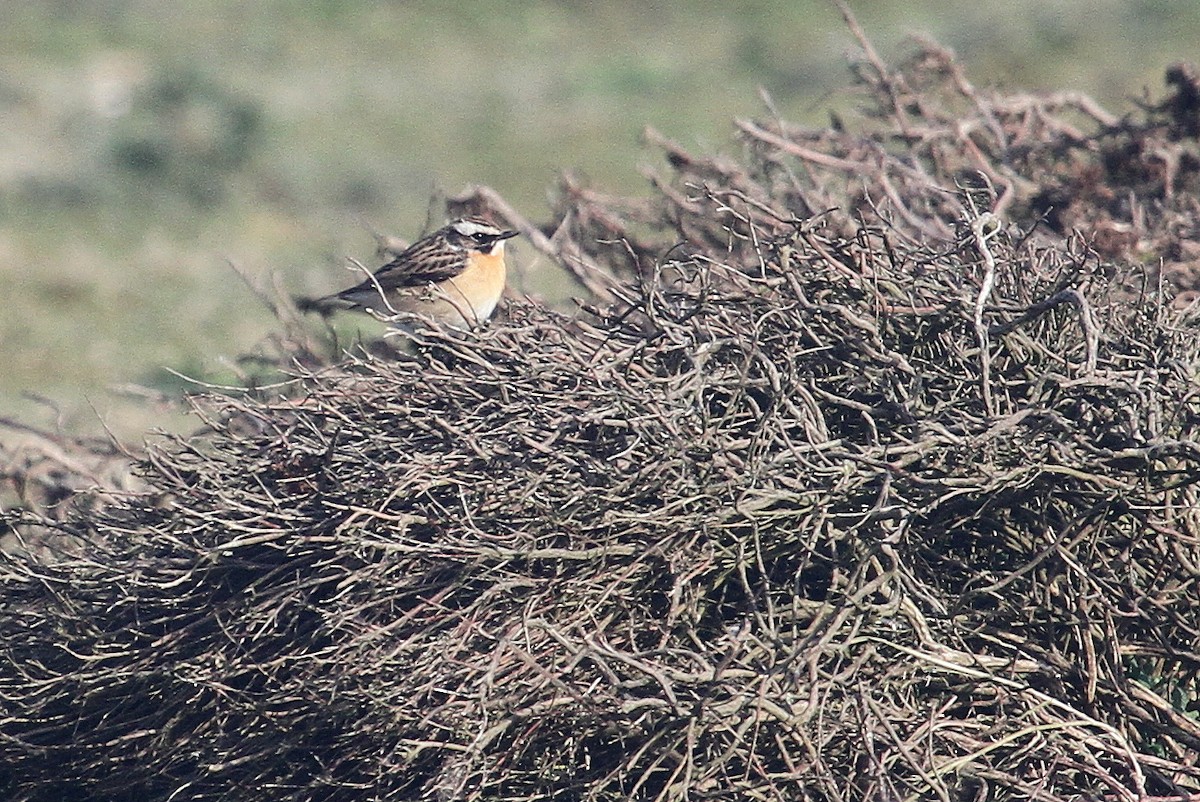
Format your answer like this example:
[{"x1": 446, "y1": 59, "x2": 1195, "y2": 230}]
[{"x1": 298, "y1": 217, "x2": 518, "y2": 327}]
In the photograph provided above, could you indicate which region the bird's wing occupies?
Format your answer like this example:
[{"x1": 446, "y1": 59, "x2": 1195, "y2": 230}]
[{"x1": 363, "y1": 237, "x2": 467, "y2": 291}]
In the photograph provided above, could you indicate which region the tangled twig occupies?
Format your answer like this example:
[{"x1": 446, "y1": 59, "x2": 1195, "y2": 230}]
[{"x1": 4, "y1": 32, "x2": 1200, "y2": 802}]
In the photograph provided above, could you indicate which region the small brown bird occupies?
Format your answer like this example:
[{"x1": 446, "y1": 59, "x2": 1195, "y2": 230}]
[{"x1": 298, "y1": 217, "x2": 518, "y2": 327}]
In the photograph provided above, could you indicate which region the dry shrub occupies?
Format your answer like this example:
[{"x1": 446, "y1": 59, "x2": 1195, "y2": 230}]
[
  {"x1": 0, "y1": 417, "x2": 141, "y2": 554},
  {"x1": 5, "y1": 28, "x2": 1200, "y2": 802}
]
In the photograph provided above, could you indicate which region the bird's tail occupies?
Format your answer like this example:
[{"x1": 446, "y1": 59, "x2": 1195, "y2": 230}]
[
  {"x1": 294, "y1": 293, "x2": 353, "y2": 315},
  {"x1": 294, "y1": 295, "x2": 327, "y2": 314}
]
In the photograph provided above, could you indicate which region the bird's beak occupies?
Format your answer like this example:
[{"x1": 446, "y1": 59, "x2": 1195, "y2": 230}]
[{"x1": 496, "y1": 229, "x2": 519, "y2": 241}]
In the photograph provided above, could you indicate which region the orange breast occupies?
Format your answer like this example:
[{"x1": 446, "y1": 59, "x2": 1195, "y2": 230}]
[{"x1": 436, "y1": 248, "x2": 507, "y2": 323}]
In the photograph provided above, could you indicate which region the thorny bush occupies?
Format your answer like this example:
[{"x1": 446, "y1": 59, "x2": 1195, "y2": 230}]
[{"x1": 4, "y1": 28, "x2": 1200, "y2": 802}]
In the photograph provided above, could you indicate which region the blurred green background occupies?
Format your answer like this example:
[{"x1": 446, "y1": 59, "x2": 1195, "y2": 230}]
[{"x1": 1, "y1": 0, "x2": 1197, "y2": 437}]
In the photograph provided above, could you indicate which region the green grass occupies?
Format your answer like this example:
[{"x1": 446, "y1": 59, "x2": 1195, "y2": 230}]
[{"x1": 0, "y1": 0, "x2": 1196, "y2": 436}]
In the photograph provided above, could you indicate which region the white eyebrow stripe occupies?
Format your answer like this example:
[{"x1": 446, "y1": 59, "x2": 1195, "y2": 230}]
[{"x1": 451, "y1": 220, "x2": 501, "y2": 237}]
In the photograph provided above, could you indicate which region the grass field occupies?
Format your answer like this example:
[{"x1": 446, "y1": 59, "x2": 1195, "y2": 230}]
[{"x1": 1, "y1": 0, "x2": 1197, "y2": 437}]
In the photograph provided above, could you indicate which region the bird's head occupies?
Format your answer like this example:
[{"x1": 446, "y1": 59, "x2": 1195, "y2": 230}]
[{"x1": 444, "y1": 218, "x2": 518, "y2": 256}]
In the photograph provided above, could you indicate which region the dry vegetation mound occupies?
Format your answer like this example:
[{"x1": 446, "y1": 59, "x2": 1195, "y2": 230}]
[{"x1": 5, "y1": 32, "x2": 1200, "y2": 801}]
